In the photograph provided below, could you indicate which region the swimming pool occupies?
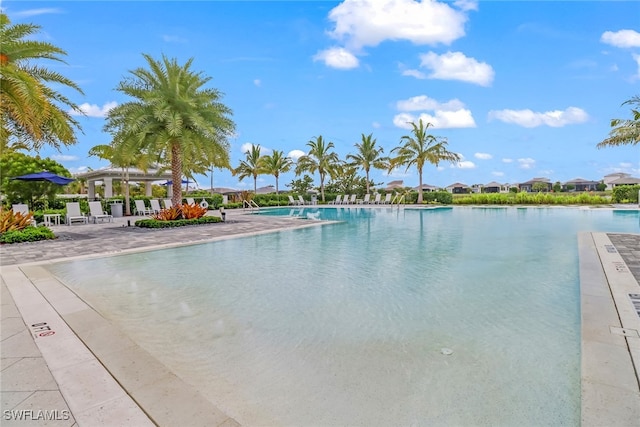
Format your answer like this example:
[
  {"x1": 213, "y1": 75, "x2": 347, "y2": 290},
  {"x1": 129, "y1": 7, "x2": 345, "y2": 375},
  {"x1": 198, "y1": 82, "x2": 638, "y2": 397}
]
[{"x1": 46, "y1": 207, "x2": 640, "y2": 425}]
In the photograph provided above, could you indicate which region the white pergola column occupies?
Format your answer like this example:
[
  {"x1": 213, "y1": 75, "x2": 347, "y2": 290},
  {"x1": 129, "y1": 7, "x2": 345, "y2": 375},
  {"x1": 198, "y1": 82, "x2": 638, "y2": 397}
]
[
  {"x1": 145, "y1": 182, "x2": 153, "y2": 196},
  {"x1": 88, "y1": 180, "x2": 96, "y2": 199},
  {"x1": 103, "y1": 177, "x2": 113, "y2": 198},
  {"x1": 167, "y1": 184, "x2": 173, "y2": 197}
]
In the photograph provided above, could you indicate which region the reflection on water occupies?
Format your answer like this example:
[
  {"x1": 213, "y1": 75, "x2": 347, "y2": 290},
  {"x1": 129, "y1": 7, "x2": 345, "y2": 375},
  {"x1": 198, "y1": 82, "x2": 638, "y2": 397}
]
[{"x1": 47, "y1": 207, "x2": 639, "y2": 426}]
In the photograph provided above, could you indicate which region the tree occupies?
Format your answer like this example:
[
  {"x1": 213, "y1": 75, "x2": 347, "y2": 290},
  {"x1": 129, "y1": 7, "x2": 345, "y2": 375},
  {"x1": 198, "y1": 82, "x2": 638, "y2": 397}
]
[
  {"x1": 261, "y1": 150, "x2": 292, "y2": 196},
  {"x1": 0, "y1": 152, "x2": 72, "y2": 208},
  {"x1": 0, "y1": 13, "x2": 83, "y2": 154},
  {"x1": 325, "y1": 166, "x2": 373, "y2": 195},
  {"x1": 233, "y1": 144, "x2": 265, "y2": 194},
  {"x1": 104, "y1": 54, "x2": 235, "y2": 207},
  {"x1": 346, "y1": 133, "x2": 388, "y2": 194},
  {"x1": 597, "y1": 95, "x2": 640, "y2": 148},
  {"x1": 390, "y1": 119, "x2": 460, "y2": 204},
  {"x1": 296, "y1": 135, "x2": 340, "y2": 202},
  {"x1": 286, "y1": 175, "x2": 315, "y2": 194},
  {"x1": 532, "y1": 181, "x2": 549, "y2": 192}
]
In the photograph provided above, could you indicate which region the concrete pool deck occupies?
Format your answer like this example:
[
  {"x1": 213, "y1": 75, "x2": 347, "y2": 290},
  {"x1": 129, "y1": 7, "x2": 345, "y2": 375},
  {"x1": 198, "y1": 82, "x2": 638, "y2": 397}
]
[{"x1": 1, "y1": 207, "x2": 639, "y2": 425}]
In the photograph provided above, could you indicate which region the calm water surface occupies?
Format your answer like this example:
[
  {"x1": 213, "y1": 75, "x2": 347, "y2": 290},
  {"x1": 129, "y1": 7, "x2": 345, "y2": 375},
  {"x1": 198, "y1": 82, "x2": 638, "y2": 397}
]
[{"x1": 46, "y1": 207, "x2": 640, "y2": 426}]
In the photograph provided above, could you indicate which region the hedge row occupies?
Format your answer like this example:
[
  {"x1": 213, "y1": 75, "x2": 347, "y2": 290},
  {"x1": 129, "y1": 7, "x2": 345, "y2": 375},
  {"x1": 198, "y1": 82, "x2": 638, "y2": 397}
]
[
  {"x1": 0, "y1": 226, "x2": 56, "y2": 244},
  {"x1": 135, "y1": 216, "x2": 223, "y2": 228}
]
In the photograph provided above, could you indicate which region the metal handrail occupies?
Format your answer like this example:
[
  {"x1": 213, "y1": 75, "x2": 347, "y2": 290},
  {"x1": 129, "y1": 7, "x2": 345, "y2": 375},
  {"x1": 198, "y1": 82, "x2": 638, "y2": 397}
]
[{"x1": 243, "y1": 200, "x2": 260, "y2": 211}]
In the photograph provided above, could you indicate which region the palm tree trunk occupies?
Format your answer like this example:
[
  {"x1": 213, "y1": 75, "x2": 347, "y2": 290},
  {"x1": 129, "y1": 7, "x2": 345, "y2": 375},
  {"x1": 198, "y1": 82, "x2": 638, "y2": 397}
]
[
  {"x1": 320, "y1": 172, "x2": 325, "y2": 202},
  {"x1": 417, "y1": 168, "x2": 424, "y2": 204},
  {"x1": 171, "y1": 142, "x2": 183, "y2": 207},
  {"x1": 124, "y1": 168, "x2": 131, "y2": 215},
  {"x1": 365, "y1": 169, "x2": 370, "y2": 194},
  {"x1": 275, "y1": 175, "x2": 279, "y2": 206}
]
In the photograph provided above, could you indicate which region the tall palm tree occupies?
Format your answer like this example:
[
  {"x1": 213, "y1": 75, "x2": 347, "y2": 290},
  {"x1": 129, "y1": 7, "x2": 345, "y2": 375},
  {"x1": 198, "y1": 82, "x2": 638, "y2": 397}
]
[
  {"x1": 597, "y1": 95, "x2": 640, "y2": 148},
  {"x1": 296, "y1": 135, "x2": 340, "y2": 202},
  {"x1": 346, "y1": 133, "x2": 388, "y2": 194},
  {"x1": 104, "y1": 54, "x2": 235, "y2": 206},
  {"x1": 0, "y1": 13, "x2": 83, "y2": 153},
  {"x1": 262, "y1": 150, "x2": 293, "y2": 197},
  {"x1": 390, "y1": 119, "x2": 460, "y2": 204},
  {"x1": 233, "y1": 144, "x2": 265, "y2": 194}
]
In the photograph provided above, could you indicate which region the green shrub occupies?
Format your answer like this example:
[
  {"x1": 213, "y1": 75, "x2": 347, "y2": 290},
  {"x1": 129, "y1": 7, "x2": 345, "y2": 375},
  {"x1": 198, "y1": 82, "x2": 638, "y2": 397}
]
[
  {"x1": 454, "y1": 192, "x2": 610, "y2": 205},
  {"x1": 612, "y1": 185, "x2": 640, "y2": 203},
  {"x1": 0, "y1": 226, "x2": 56, "y2": 244},
  {"x1": 135, "y1": 216, "x2": 222, "y2": 228}
]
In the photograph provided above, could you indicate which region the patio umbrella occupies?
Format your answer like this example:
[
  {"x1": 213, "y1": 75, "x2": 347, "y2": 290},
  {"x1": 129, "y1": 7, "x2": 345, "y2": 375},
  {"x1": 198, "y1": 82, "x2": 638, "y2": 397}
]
[{"x1": 10, "y1": 171, "x2": 75, "y2": 185}]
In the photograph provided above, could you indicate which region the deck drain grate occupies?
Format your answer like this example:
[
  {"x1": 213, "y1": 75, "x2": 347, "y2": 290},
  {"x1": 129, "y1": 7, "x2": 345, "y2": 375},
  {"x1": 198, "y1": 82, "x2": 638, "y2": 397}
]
[
  {"x1": 630, "y1": 294, "x2": 640, "y2": 319},
  {"x1": 610, "y1": 326, "x2": 640, "y2": 338},
  {"x1": 605, "y1": 244, "x2": 618, "y2": 253}
]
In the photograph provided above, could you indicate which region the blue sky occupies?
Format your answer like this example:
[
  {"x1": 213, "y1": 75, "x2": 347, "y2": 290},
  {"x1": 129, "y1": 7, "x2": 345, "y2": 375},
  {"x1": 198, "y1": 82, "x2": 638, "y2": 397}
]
[{"x1": 4, "y1": 0, "x2": 640, "y2": 190}]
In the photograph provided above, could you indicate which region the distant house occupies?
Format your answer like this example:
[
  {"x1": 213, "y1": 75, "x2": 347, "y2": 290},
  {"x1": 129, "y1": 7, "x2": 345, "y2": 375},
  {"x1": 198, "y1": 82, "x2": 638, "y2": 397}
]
[
  {"x1": 604, "y1": 173, "x2": 632, "y2": 190},
  {"x1": 385, "y1": 180, "x2": 404, "y2": 192},
  {"x1": 563, "y1": 178, "x2": 600, "y2": 192},
  {"x1": 519, "y1": 177, "x2": 552, "y2": 192},
  {"x1": 609, "y1": 177, "x2": 640, "y2": 188},
  {"x1": 413, "y1": 184, "x2": 439, "y2": 192},
  {"x1": 483, "y1": 181, "x2": 504, "y2": 193},
  {"x1": 446, "y1": 182, "x2": 471, "y2": 194}
]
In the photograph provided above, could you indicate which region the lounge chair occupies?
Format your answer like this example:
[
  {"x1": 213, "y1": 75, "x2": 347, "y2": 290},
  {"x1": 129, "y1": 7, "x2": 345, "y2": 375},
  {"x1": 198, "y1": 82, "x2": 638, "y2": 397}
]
[
  {"x1": 163, "y1": 199, "x2": 172, "y2": 209},
  {"x1": 373, "y1": 193, "x2": 381, "y2": 204},
  {"x1": 382, "y1": 193, "x2": 392, "y2": 204},
  {"x1": 347, "y1": 194, "x2": 356, "y2": 204},
  {"x1": 360, "y1": 194, "x2": 371, "y2": 204},
  {"x1": 186, "y1": 197, "x2": 195, "y2": 205},
  {"x1": 331, "y1": 195, "x2": 342, "y2": 205},
  {"x1": 65, "y1": 202, "x2": 88, "y2": 225},
  {"x1": 150, "y1": 199, "x2": 162, "y2": 213},
  {"x1": 12, "y1": 204, "x2": 37, "y2": 226},
  {"x1": 288, "y1": 195, "x2": 297, "y2": 206},
  {"x1": 134, "y1": 200, "x2": 153, "y2": 216},
  {"x1": 297, "y1": 195, "x2": 307, "y2": 206},
  {"x1": 88, "y1": 201, "x2": 113, "y2": 223}
]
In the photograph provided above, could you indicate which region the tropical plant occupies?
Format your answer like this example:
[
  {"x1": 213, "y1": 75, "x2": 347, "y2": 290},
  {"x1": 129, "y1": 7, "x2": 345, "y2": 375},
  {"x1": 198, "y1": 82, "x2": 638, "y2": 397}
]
[
  {"x1": 0, "y1": 13, "x2": 83, "y2": 154},
  {"x1": 233, "y1": 144, "x2": 265, "y2": 193},
  {"x1": 346, "y1": 133, "x2": 388, "y2": 194},
  {"x1": 180, "y1": 203, "x2": 207, "y2": 219},
  {"x1": 296, "y1": 135, "x2": 341, "y2": 202},
  {"x1": 286, "y1": 175, "x2": 315, "y2": 194},
  {"x1": 0, "y1": 208, "x2": 34, "y2": 232},
  {"x1": 390, "y1": 119, "x2": 460, "y2": 204},
  {"x1": 597, "y1": 95, "x2": 640, "y2": 148},
  {"x1": 0, "y1": 152, "x2": 72, "y2": 207},
  {"x1": 325, "y1": 165, "x2": 373, "y2": 196},
  {"x1": 104, "y1": 54, "x2": 235, "y2": 207},
  {"x1": 261, "y1": 150, "x2": 292, "y2": 195},
  {"x1": 532, "y1": 181, "x2": 549, "y2": 192}
]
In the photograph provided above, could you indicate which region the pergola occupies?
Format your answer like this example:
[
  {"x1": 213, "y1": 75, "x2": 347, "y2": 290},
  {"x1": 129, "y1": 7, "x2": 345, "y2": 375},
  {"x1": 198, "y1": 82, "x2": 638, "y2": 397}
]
[{"x1": 75, "y1": 166, "x2": 173, "y2": 199}]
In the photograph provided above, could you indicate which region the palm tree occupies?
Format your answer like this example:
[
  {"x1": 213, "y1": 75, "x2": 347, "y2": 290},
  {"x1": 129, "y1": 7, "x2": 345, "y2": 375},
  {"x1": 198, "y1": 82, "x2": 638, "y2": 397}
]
[
  {"x1": 346, "y1": 133, "x2": 388, "y2": 194},
  {"x1": 296, "y1": 135, "x2": 340, "y2": 202},
  {"x1": 0, "y1": 13, "x2": 83, "y2": 153},
  {"x1": 597, "y1": 95, "x2": 640, "y2": 148},
  {"x1": 262, "y1": 150, "x2": 293, "y2": 199},
  {"x1": 104, "y1": 54, "x2": 235, "y2": 206},
  {"x1": 390, "y1": 119, "x2": 460, "y2": 204},
  {"x1": 233, "y1": 144, "x2": 265, "y2": 194}
]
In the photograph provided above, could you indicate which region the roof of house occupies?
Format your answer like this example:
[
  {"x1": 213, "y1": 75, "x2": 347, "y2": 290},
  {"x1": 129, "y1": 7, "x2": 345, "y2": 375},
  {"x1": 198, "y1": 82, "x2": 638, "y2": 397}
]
[
  {"x1": 447, "y1": 182, "x2": 470, "y2": 188},
  {"x1": 484, "y1": 181, "x2": 503, "y2": 187},
  {"x1": 610, "y1": 177, "x2": 640, "y2": 185}
]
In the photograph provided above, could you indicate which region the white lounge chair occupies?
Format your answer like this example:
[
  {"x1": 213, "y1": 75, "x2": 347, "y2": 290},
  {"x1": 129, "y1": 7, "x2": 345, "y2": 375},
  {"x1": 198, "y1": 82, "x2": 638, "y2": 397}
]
[
  {"x1": 12, "y1": 204, "x2": 37, "y2": 226},
  {"x1": 186, "y1": 197, "x2": 195, "y2": 205},
  {"x1": 150, "y1": 199, "x2": 162, "y2": 213},
  {"x1": 163, "y1": 199, "x2": 172, "y2": 209},
  {"x1": 288, "y1": 195, "x2": 296, "y2": 206},
  {"x1": 347, "y1": 194, "x2": 356, "y2": 204},
  {"x1": 134, "y1": 200, "x2": 153, "y2": 216},
  {"x1": 65, "y1": 202, "x2": 88, "y2": 225},
  {"x1": 88, "y1": 201, "x2": 113, "y2": 223},
  {"x1": 382, "y1": 193, "x2": 392, "y2": 204},
  {"x1": 332, "y1": 195, "x2": 342, "y2": 205},
  {"x1": 373, "y1": 193, "x2": 381, "y2": 204},
  {"x1": 297, "y1": 195, "x2": 307, "y2": 206},
  {"x1": 360, "y1": 194, "x2": 371, "y2": 204}
]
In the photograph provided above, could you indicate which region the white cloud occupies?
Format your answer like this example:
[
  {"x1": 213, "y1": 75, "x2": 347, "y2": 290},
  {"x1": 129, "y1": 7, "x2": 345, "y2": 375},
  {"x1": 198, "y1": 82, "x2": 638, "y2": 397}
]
[
  {"x1": 474, "y1": 152, "x2": 492, "y2": 160},
  {"x1": 455, "y1": 160, "x2": 476, "y2": 169},
  {"x1": 240, "y1": 143, "x2": 271, "y2": 155},
  {"x1": 51, "y1": 154, "x2": 78, "y2": 162},
  {"x1": 394, "y1": 95, "x2": 475, "y2": 129},
  {"x1": 401, "y1": 69, "x2": 427, "y2": 79},
  {"x1": 488, "y1": 106, "x2": 589, "y2": 128},
  {"x1": 313, "y1": 47, "x2": 359, "y2": 69},
  {"x1": 518, "y1": 158, "x2": 536, "y2": 169},
  {"x1": 372, "y1": 121, "x2": 381, "y2": 129},
  {"x1": 454, "y1": 0, "x2": 478, "y2": 12},
  {"x1": 396, "y1": 95, "x2": 464, "y2": 112},
  {"x1": 70, "y1": 101, "x2": 117, "y2": 118},
  {"x1": 253, "y1": 79, "x2": 262, "y2": 87},
  {"x1": 393, "y1": 110, "x2": 475, "y2": 129},
  {"x1": 601, "y1": 29, "x2": 640, "y2": 48},
  {"x1": 288, "y1": 149, "x2": 306, "y2": 161},
  {"x1": 502, "y1": 158, "x2": 513, "y2": 163},
  {"x1": 419, "y1": 51, "x2": 494, "y2": 86},
  {"x1": 492, "y1": 171, "x2": 505, "y2": 177},
  {"x1": 69, "y1": 166, "x2": 88, "y2": 174},
  {"x1": 162, "y1": 35, "x2": 187, "y2": 43},
  {"x1": 633, "y1": 54, "x2": 640, "y2": 80},
  {"x1": 13, "y1": 8, "x2": 61, "y2": 17},
  {"x1": 327, "y1": 0, "x2": 468, "y2": 50}
]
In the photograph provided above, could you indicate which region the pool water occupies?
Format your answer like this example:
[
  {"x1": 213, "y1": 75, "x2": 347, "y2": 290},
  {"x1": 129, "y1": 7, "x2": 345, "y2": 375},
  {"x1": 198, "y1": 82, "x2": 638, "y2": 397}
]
[{"x1": 46, "y1": 207, "x2": 640, "y2": 426}]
